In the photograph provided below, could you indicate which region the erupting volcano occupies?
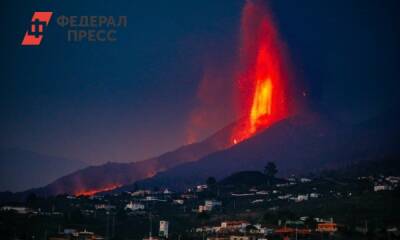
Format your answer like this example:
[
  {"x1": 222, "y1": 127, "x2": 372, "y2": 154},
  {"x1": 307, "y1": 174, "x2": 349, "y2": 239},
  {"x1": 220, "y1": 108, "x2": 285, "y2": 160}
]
[
  {"x1": 232, "y1": 0, "x2": 292, "y2": 144},
  {"x1": 25, "y1": 1, "x2": 299, "y2": 197}
]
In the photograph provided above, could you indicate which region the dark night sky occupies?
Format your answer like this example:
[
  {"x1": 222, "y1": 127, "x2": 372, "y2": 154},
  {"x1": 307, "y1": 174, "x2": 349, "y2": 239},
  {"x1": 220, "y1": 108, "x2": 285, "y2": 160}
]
[{"x1": 0, "y1": 0, "x2": 399, "y2": 164}]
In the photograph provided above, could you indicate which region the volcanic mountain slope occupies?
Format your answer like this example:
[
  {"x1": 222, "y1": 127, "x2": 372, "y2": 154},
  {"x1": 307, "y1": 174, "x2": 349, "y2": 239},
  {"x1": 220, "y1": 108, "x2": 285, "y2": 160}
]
[
  {"x1": 131, "y1": 111, "x2": 400, "y2": 191},
  {"x1": 28, "y1": 119, "x2": 239, "y2": 196},
  {"x1": 0, "y1": 148, "x2": 87, "y2": 192}
]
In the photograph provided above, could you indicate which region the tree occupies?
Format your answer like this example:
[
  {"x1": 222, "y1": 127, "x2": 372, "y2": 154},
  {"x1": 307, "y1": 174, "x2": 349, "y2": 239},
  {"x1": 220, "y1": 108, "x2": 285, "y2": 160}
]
[
  {"x1": 132, "y1": 182, "x2": 140, "y2": 191},
  {"x1": 304, "y1": 216, "x2": 317, "y2": 230},
  {"x1": 264, "y1": 162, "x2": 278, "y2": 178},
  {"x1": 245, "y1": 225, "x2": 257, "y2": 234},
  {"x1": 26, "y1": 193, "x2": 38, "y2": 208},
  {"x1": 206, "y1": 177, "x2": 217, "y2": 187}
]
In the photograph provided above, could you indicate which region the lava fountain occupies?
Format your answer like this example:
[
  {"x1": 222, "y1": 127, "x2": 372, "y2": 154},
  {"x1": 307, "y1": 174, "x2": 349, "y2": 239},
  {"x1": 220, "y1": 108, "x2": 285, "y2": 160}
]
[{"x1": 232, "y1": 0, "x2": 293, "y2": 144}]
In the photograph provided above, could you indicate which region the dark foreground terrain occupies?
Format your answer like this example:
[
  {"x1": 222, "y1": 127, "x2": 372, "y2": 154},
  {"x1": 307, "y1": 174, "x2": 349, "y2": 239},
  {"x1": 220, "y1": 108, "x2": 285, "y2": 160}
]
[{"x1": 1, "y1": 158, "x2": 399, "y2": 240}]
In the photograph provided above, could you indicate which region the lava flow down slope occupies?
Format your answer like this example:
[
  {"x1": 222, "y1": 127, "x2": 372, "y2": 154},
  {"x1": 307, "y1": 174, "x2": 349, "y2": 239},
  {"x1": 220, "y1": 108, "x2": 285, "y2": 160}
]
[{"x1": 29, "y1": 122, "x2": 238, "y2": 196}]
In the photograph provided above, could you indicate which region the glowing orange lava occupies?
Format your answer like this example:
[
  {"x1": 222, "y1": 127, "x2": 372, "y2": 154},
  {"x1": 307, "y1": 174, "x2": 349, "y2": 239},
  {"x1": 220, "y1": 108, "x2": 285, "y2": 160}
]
[
  {"x1": 232, "y1": 0, "x2": 291, "y2": 144},
  {"x1": 74, "y1": 184, "x2": 121, "y2": 197},
  {"x1": 250, "y1": 77, "x2": 272, "y2": 133}
]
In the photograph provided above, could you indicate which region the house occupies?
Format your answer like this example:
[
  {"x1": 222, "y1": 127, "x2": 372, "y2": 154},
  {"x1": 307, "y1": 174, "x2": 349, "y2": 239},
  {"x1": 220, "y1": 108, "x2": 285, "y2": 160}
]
[
  {"x1": 94, "y1": 204, "x2": 115, "y2": 210},
  {"x1": 181, "y1": 193, "x2": 197, "y2": 199},
  {"x1": 0, "y1": 206, "x2": 32, "y2": 214},
  {"x1": 386, "y1": 176, "x2": 400, "y2": 184},
  {"x1": 159, "y1": 220, "x2": 169, "y2": 238},
  {"x1": 173, "y1": 199, "x2": 184, "y2": 205},
  {"x1": 63, "y1": 229, "x2": 77, "y2": 235},
  {"x1": 49, "y1": 229, "x2": 104, "y2": 240},
  {"x1": 374, "y1": 185, "x2": 392, "y2": 192},
  {"x1": 287, "y1": 177, "x2": 296, "y2": 182},
  {"x1": 163, "y1": 189, "x2": 172, "y2": 194},
  {"x1": 387, "y1": 227, "x2": 400, "y2": 236},
  {"x1": 143, "y1": 196, "x2": 166, "y2": 202},
  {"x1": 355, "y1": 225, "x2": 368, "y2": 234},
  {"x1": 268, "y1": 206, "x2": 279, "y2": 211},
  {"x1": 131, "y1": 190, "x2": 151, "y2": 196},
  {"x1": 300, "y1": 178, "x2": 311, "y2": 183},
  {"x1": 314, "y1": 217, "x2": 333, "y2": 223},
  {"x1": 310, "y1": 193, "x2": 320, "y2": 198},
  {"x1": 78, "y1": 229, "x2": 104, "y2": 240},
  {"x1": 48, "y1": 234, "x2": 71, "y2": 240},
  {"x1": 275, "y1": 227, "x2": 311, "y2": 236},
  {"x1": 220, "y1": 221, "x2": 250, "y2": 231},
  {"x1": 278, "y1": 194, "x2": 292, "y2": 200},
  {"x1": 275, "y1": 226, "x2": 295, "y2": 234},
  {"x1": 316, "y1": 222, "x2": 338, "y2": 233},
  {"x1": 205, "y1": 200, "x2": 222, "y2": 208},
  {"x1": 143, "y1": 237, "x2": 161, "y2": 240},
  {"x1": 197, "y1": 184, "x2": 208, "y2": 192},
  {"x1": 285, "y1": 220, "x2": 305, "y2": 226},
  {"x1": 125, "y1": 201, "x2": 145, "y2": 211},
  {"x1": 199, "y1": 200, "x2": 222, "y2": 212},
  {"x1": 198, "y1": 205, "x2": 209, "y2": 212},
  {"x1": 229, "y1": 236, "x2": 257, "y2": 240},
  {"x1": 231, "y1": 193, "x2": 255, "y2": 197},
  {"x1": 299, "y1": 216, "x2": 309, "y2": 221},
  {"x1": 292, "y1": 194, "x2": 308, "y2": 202},
  {"x1": 255, "y1": 190, "x2": 268, "y2": 195},
  {"x1": 196, "y1": 226, "x2": 220, "y2": 233},
  {"x1": 145, "y1": 196, "x2": 157, "y2": 201},
  {"x1": 88, "y1": 195, "x2": 103, "y2": 200},
  {"x1": 253, "y1": 224, "x2": 274, "y2": 235},
  {"x1": 251, "y1": 199, "x2": 264, "y2": 204},
  {"x1": 276, "y1": 183, "x2": 290, "y2": 187}
]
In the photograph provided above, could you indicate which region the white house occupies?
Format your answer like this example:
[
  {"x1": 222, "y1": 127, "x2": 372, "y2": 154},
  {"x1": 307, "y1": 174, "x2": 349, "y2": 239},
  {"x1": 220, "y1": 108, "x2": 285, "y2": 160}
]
[
  {"x1": 278, "y1": 194, "x2": 292, "y2": 200},
  {"x1": 256, "y1": 190, "x2": 268, "y2": 195},
  {"x1": 173, "y1": 199, "x2": 184, "y2": 205},
  {"x1": 310, "y1": 193, "x2": 320, "y2": 198},
  {"x1": 292, "y1": 194, "x2": 309, "y2": 202},
  {"x1": 163, "y1": 189, "x2": 172, "y2": 194},
  {"x1": 0, "y1": 206, "x2": 32, "y2": 214},
  {"x1": 196, "y1": 185, "x2": 208, "y2": 192},
  {"x1": 374, "y1": 185, "x2": 392, "y2": 192},
  {"x1": 300, "y1": 178, "x2": 312, "y2": 183},
  {"x1": 198, "y1": 200, "x2": 222, "y2": 213},
  {"x1": 159, "y1": 220, "x2": 169, "y2": 238},
  {"x1": 251, "y1": 199, "x2": 264, "y2": 204},
  {"x1": 125, "y1": 201, "x2": 145, "y2": 211}
]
